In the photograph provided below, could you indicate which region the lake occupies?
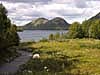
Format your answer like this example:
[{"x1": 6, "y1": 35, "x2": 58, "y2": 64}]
[{"x1": 18, "y1": 30, "x2": 67, "y2": 42}]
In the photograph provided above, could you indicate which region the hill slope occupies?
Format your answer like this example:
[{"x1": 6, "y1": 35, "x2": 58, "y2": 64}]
[
  {"x1": 23, "y1": 17, "x2": 70, "y2": 30},
  {"x1": 89, "y1": 12, "x2": 100, "y2": 20},
  {"x1": 23, "y1": 18, "x2": 48, "y2": 30}
]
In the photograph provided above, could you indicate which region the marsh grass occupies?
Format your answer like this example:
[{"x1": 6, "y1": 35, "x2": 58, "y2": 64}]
[{"x1": 17, "y1": 39, "x2": 100, "y2": 75}]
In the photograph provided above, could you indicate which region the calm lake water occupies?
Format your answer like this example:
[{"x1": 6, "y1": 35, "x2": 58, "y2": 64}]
[{"x1": 18, "y1": 30, "x2": 67, "y2": 42}]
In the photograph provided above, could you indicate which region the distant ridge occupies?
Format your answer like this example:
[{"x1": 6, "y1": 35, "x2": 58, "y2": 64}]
[
  {"x1": 22, "y1": 17, "x2": 70, "y2": 30},
  {"x1": 89, "y1": 12, "x2": 100, "y2": 20}
]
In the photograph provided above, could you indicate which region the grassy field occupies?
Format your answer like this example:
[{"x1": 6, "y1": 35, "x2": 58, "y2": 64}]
[{"x1": 18, "y1": 39, "x2": 100, "y2": 75}]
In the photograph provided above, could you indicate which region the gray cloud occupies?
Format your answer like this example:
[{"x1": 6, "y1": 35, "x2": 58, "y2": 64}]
[
  {"x1": 51, "y1": 9, "x2": 82, "y2": 16},
  {"x1": 0, "y1": 0, "x2": 100, "y2": 25},
  {"x1": 73, "y1": 0, "x2": 88, "y2": 8},
  {"x1": 0, "y1": 0, "x2": 52, "y2": 4},
  {"x1": 87, "y1": 0, "x2": 100, "y2": 1},
  {"x1": 25, "y1": 12, "x2": 43, "y2": 17}
]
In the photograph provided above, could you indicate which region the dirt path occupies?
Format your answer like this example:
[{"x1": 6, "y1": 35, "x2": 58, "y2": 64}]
[{"x1": 0, "y1": 51, "x2": 32, "y2": 75}]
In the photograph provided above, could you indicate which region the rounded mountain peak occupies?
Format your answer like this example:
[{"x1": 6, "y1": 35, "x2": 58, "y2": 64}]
[
  {"x1": 35, "y1": 18, "x2": 48, "y2": 21},
  {"x1": 31, "y1": 18, "x2": 48, "y2": 26},
  {"x1": 50, "y1": 17, "x2": 69, "y2": 25},
  {"x1": 52, "y1": 17, "x2": 65, "y2": 21}
]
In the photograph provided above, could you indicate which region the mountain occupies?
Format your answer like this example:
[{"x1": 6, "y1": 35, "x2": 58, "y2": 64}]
[
  {"x1": 23, "y1": 18, "x2": 48, "y2": 30},
  {"x1": 23, "y1": 17, "x2": 70, "y2": 30},
  {"x1": 89, "y1": 12, "x2": 100, "y2": 20},
  {"x1": 44, "y1": 17, "x2": 69, "y2": 30}
]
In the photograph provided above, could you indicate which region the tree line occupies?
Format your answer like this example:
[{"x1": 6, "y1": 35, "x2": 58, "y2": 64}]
[
  {"x1": 48, "y1": 19, "x2": 100, "y2": 40},
  {"x1": 67, "y1": 19, "x2": 100, "y2": 39},
  {"x1": 0, "y1": 4, "x2": 19, "y2": 50}
]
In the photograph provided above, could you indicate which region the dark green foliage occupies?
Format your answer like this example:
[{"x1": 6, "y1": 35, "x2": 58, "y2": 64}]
[
  {"x1": 0, "y1": 4, "x2": 19, "y2": 49},
  {"x1": 17, "y1": 26, "x2": 23, "y2": 32},
  {"x1": 48, "y1": 32, "x2": 68, "y2": 41},
  {"x1": 0, "y1": 4, "x2": 19, "y2": 63},
  {"x1": 49, "y1": 33, "x2": 61, "y2": 40},
  {"x1": 49, "y1": 34, "x2": 54, "y2": 40},
  {"x1": 17, "y1": 54, "x2": 75, "y2": 75},
  {"x1": 67, "y1": 19, "x2": 100, "y2": 39},
  {"x1": 89, "y1": 19, "x2": 100, "y2": 39},
  {"x1": 39, "y1": 38, "x2": 48, "y2": 42},
  {"x1": 81, "y1": 20, "x2": 92, "y2": 37},
  {"x1": 81, "y1": 19, "x2": 100, "y2": 39},
  {"x1": 7, "y1": 24, "x2": 20, "y2": 46},
  {"x1": 67, "y1": 22, "x2": 83, "y2": 39},
  {"x1": 67, "y1": 12, "x2": 100, "y2": 39}
]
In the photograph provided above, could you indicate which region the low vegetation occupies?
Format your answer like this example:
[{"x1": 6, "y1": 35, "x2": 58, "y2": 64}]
[{"x1": 17, "y1": 39, "x2": 100, "y2": 75}]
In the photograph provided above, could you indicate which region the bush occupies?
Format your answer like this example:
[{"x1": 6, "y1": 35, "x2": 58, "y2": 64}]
[
  {"x1": 67, "y1": 22, "x2": 83, "y2": 39},
  {"x1": 39, "y1": 38, "x2": 48, "y2": 42}
]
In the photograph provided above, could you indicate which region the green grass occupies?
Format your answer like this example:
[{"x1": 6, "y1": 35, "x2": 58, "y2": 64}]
[{"x1": 17, "y1": 39, "x2": 100, "y2": 75}]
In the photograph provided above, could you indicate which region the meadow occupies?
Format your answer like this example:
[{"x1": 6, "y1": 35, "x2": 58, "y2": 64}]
[{"x1": 17, "y1": 39, "x2": 100, "y2": 75}]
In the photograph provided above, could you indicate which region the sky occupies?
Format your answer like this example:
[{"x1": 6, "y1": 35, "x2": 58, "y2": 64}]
[{"x1": 0, "y1": 0, "x2": 100, "y2": 26}]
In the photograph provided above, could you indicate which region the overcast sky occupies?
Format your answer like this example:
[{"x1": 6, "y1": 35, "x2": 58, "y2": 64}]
[{"x1": 0, "y1": 0, "x2": 100, "y2": 26}]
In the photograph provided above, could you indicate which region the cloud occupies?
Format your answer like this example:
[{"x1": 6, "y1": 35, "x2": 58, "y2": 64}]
[
  {"x1": 0, "y1": 0, "x2": 100, "y2": 25},
  {"x1": 0, "y1": 0, "x2": 52, "y2": 4},
  {"x1": 74, "y1": 0, "x2": 88, "y2": 8}
]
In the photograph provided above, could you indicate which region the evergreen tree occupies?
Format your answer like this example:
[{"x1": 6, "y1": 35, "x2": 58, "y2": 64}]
[{"x1": 0, "y1": 4, "x2": 19, "y2": 49}]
